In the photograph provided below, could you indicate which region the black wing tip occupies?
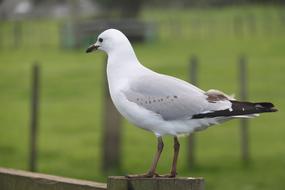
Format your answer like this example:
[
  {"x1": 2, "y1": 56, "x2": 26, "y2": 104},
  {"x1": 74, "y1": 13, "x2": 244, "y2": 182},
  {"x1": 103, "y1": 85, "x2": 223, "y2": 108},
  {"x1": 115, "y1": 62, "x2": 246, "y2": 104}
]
[
  {"x1": 192, "y1": 101, "x2": 278, "y2": 119},
  {"x1": 254, "y1": 102, "x2": 278, "y2": 112}
]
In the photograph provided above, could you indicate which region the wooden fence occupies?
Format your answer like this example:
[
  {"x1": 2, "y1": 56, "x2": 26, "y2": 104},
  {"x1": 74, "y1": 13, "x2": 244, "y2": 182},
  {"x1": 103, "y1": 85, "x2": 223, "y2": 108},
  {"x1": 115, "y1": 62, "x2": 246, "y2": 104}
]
[{"x1": 0, "y1": 167, "x2": 204, "y2": 190}]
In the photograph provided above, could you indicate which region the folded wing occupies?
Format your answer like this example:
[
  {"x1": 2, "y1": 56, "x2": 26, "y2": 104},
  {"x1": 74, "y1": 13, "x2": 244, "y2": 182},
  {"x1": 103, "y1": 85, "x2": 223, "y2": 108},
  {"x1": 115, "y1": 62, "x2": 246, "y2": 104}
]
[{"x1": 124, "y1": 73, "x2": 232, "y2": 121}]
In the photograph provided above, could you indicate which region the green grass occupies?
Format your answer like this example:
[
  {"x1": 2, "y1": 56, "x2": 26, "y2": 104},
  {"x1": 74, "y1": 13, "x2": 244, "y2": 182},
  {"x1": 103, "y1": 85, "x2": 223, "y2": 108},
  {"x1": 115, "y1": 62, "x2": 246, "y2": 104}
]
[{"x1": 0, "y1": 5, "x2": 285, "y2": 190}]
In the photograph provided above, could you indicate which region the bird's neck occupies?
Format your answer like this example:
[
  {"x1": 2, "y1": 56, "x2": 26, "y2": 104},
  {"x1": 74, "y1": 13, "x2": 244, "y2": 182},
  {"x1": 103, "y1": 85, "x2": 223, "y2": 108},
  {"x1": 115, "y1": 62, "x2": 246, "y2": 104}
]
[
  {"x1": 106, "y1": 46, "x2": 145, "y2": 91},
  {"x1": 107, "y1": 42, "x2": 142, "y2": 72},
  {"x1": 109, "y1": 42, "x2": 137, "y2": 61}
]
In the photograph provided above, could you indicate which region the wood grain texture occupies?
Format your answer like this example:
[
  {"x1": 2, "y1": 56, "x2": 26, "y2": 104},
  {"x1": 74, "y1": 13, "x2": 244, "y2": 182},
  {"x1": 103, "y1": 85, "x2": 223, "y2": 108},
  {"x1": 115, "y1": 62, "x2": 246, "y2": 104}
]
[
  {"x1": 0, "y1": 168, "x2": 204, "y2": 190},
  {"x1": 0, "y1": 167, "x2": 106, "y2": 190},
  {"x1": 108, "y1": 176, "x2": 204, "y2": 190}
]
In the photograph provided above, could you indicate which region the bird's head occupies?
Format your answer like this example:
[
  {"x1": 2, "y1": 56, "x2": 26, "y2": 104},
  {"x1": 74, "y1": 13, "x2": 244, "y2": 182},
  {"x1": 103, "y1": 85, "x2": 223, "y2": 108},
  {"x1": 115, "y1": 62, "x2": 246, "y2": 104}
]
[{"x1": 86, "y1": 28, "x2": 130, "y2": 54}]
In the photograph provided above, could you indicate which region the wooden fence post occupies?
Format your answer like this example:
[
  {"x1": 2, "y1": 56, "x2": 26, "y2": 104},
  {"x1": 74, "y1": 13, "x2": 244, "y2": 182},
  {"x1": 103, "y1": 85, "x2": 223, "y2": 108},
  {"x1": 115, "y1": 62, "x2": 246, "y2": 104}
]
[
  {"x1": 29, "y1": 63, "x2": 40, "y2": 172},
  {"x1": 239, "y1": 55, "x2": 250, "y2": 165},
  {"x1": 108, "y1": 176, "x2": 205, "y2": 190},
  {"x1": 102, "y1": 57, "x2": 122, "y2": 171},
  {"x1": 187, "y1": 55, "x2": 198, "y2": 169}
]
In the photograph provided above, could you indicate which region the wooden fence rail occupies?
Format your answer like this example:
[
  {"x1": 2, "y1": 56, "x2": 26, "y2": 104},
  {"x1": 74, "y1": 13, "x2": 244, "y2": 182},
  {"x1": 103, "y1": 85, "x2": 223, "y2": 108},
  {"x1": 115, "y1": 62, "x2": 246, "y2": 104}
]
[
  {"x1": 0, "y1": 167, "x2": 106, "y2": 190},
  {"x1": 0, "y1": 167, "x2": 204, "y2": 190}
]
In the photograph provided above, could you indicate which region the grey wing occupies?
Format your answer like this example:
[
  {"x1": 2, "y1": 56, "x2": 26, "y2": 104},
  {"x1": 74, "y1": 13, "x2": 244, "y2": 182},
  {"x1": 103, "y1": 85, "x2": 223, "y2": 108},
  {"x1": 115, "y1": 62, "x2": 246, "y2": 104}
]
[{"x1": 123, "y1": 74, "x2": 209, "y2": 120}]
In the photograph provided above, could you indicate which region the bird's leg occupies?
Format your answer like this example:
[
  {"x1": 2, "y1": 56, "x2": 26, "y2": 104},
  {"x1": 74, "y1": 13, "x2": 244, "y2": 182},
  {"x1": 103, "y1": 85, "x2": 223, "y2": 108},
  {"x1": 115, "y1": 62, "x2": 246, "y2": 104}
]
[
  {"x1": 158, "y1": 136, "x2": 180, "y2": 178},
  {"x1": 170, "y1": 136, "x2": 180, "y2": 177},
  {"x1": 148, "y1": 136, "x2": 164, "y2": 176},
  {"x1": 126, "y1": 136, "x2": 163, "y2": 178}
]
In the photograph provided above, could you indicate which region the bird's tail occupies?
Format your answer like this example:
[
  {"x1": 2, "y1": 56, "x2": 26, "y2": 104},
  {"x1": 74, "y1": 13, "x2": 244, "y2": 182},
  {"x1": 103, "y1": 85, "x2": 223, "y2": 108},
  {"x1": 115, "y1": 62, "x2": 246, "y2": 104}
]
[
  {"x1": 230, "y1": 101, "x2": 278, "y2": 116},
  {"x1": 192, "y1": 101, "x2": 277, "y2": 119}
]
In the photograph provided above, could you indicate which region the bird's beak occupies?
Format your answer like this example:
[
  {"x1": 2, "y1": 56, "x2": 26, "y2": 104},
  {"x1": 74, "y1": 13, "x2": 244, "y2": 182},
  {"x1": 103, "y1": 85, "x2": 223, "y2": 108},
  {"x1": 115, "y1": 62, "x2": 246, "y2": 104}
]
[{"x1": 86, "y1": 43, "x2": 99, "y2": 53}]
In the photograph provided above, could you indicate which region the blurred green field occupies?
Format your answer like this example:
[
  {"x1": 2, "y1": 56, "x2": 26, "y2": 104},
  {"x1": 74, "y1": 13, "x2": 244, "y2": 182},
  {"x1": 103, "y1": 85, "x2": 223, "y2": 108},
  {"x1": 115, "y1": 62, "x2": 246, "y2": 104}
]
[{"x1": 0, "y1": 5, "x2": 284, "y2": 190}]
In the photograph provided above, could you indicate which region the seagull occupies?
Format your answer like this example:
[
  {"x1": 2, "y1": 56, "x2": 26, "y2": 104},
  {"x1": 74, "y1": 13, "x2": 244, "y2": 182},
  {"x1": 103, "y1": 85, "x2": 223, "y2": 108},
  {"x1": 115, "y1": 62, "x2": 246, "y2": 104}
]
[{"x1": 86, "y1": 29, "x2": 277, "y2": 178}]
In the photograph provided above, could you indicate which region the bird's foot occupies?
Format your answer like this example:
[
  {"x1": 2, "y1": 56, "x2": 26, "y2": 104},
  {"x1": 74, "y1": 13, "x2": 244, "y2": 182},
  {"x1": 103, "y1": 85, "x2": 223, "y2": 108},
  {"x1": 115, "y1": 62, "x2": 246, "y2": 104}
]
[
  {"x1": 156, "y1": 171, "x2": 177, "y2": 178},
  {"x1": 126, "y1": 171, "x2": 158, "y2": 178}
]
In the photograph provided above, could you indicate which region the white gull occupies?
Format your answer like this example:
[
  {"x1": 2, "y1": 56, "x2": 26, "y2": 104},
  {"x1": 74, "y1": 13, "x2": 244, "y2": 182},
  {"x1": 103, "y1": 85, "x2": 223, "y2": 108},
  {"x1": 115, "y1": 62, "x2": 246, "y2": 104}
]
[{"x1": 86, "y1": 29, "x2": 277, "y2": 178}]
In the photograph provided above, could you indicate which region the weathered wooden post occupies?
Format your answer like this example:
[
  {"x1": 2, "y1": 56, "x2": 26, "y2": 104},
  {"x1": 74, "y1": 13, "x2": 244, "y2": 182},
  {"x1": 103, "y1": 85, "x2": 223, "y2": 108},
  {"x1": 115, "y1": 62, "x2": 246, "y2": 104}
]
[
  {"x1": 29, "y1": 63, "x2": 40, "y2": 172},
  {"x1": 102, "y1": 57, "x2": 122, "y2": 171},
  {"x1": 187, "y1": 55, "x2": 198, "y2": 169},
  {"x1": 108, "y1": 176, "x2": 205, "y2": 190},
  {"x1": 239, "y1": 55, "x2": 250, "y2": 165}
]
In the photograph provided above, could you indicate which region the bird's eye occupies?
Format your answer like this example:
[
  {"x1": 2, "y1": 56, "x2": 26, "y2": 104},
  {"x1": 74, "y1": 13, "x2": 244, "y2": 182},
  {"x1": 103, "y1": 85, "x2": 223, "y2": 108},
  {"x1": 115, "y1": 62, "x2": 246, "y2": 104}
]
[{"x1": 98, "y1": 38, "x2": 103, "y2": 43}]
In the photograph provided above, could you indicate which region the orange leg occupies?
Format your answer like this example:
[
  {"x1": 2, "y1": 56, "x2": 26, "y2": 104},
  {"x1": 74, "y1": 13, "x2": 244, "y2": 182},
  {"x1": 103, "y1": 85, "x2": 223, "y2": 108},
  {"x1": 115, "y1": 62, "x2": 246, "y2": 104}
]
[
  {"x1": 158, "y1": 136, "x2": 180, "y2": 178},
  {"x1": 127, "y1": 136, "x2": 164, "y2": 178}
]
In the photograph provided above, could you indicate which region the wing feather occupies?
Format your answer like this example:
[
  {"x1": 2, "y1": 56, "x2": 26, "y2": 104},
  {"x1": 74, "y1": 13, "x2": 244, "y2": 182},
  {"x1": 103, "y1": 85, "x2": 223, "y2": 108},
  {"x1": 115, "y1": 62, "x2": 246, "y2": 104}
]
[{"x1": 123, "y1": 74, "x2": 226, "y2": 120}]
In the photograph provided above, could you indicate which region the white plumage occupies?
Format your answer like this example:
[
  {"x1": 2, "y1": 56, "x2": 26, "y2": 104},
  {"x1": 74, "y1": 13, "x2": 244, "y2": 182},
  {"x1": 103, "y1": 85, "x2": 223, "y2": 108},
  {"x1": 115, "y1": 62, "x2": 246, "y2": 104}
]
[{"x1": 90, "y1": 29, "x2": 243, "y2": 136}]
